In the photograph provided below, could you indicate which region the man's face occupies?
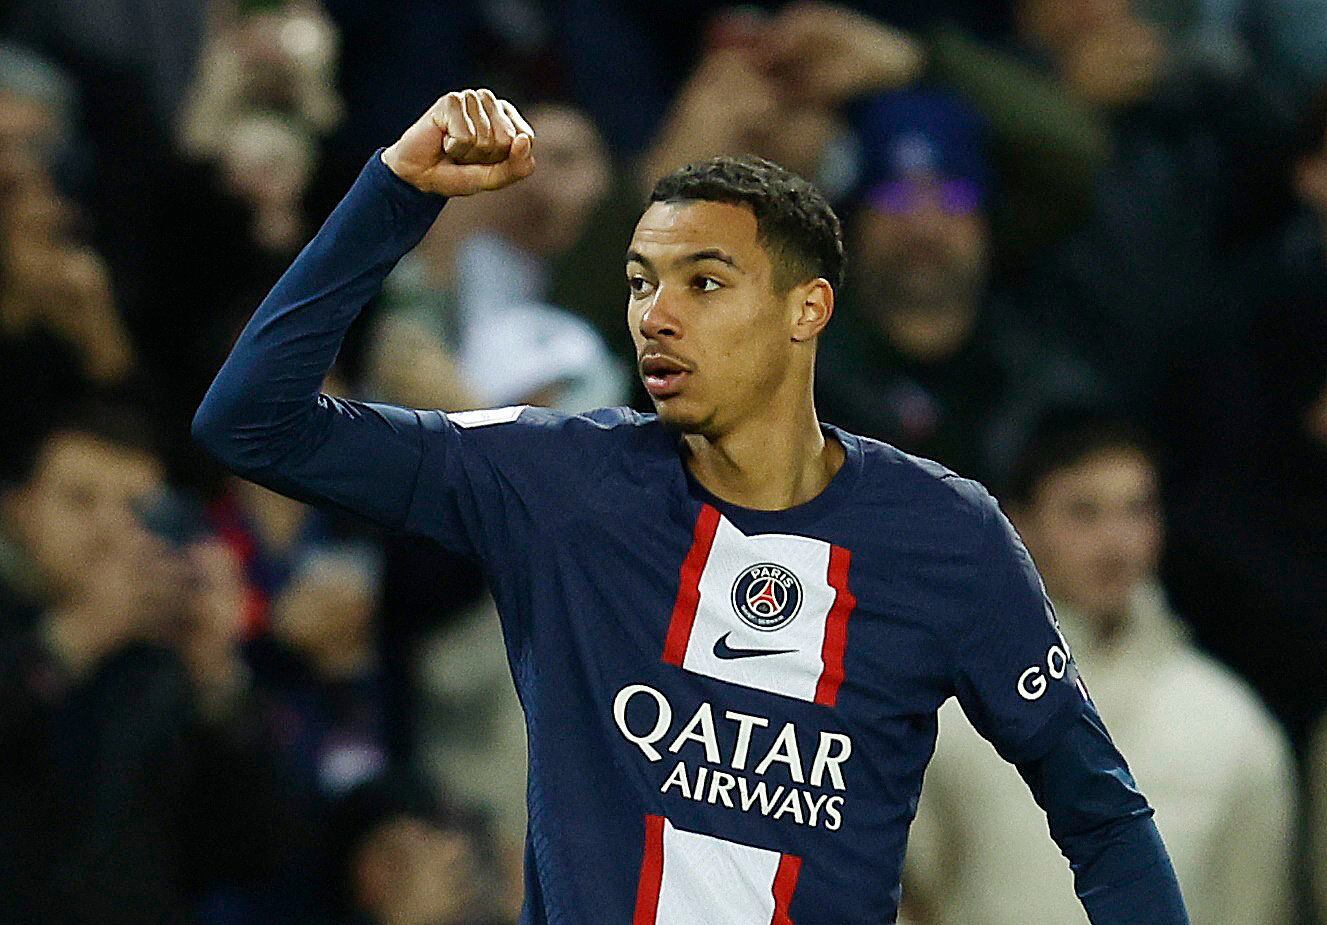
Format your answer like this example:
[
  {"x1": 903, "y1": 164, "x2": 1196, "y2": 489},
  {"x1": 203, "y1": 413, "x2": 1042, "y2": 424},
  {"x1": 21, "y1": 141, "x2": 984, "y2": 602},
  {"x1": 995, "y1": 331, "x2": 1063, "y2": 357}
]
[
  {"x1": 1017, "y1": 449, "x2": 1162, "y2": 622},
  {"x1": 850, "y1": 179, "x2": 988, "y2": 315},
  {"x1": 626, "y1": 200, "x2": 806, "y2": 436},
  {"x1": 5, "y1": 432, "x2": 164, "y2": 602},
  {"x1": 356, "y1": 816, "x2": 480, "y2": 925}
]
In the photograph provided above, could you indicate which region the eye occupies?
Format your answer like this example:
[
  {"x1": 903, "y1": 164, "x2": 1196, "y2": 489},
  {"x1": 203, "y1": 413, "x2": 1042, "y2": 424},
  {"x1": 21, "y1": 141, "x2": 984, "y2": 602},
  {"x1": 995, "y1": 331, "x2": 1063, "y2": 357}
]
[
  {"x1": 627, "y1": 275, "x2": 655, "y2": 297},
  {"x1": 694, "y1": 276, "x2": 721, "y2": 293}
]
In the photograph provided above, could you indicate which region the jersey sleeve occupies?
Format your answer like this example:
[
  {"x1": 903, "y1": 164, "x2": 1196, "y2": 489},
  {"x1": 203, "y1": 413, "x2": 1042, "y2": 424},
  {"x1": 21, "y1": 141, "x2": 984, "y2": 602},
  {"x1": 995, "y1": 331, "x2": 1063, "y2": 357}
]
[
  {"x1": 948, "y1": 496, "x2": 1089, "y2": 764},
  {"x1": 192, "y1": 151, "x2": 616, "y2": 568}
]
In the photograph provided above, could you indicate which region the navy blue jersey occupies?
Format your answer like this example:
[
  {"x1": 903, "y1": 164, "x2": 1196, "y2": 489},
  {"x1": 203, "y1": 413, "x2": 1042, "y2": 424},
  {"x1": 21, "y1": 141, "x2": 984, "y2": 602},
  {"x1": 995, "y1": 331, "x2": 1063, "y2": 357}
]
[
  {"x1": 194, "y1": 153, "x2": 1188, "y2": 925},
  {"x1": 402, "y1": 403, "x2": 1089, "y2": 924}
]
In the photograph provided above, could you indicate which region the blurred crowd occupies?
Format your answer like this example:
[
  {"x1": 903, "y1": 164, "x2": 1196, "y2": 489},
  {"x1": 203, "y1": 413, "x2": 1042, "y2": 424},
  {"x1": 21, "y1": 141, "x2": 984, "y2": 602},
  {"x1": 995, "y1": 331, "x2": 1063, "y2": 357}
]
[{"x1": 0, "y1": 0, "x2": 1325, "y2": 922}]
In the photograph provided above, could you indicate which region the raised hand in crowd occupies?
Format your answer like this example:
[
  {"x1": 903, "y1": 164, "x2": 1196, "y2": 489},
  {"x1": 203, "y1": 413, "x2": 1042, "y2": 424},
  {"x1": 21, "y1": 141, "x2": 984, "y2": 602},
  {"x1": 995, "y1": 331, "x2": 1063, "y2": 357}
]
[
  {"x1": 1060, "y1": 16, "x2": 1166, "y2": 107},
  {"x1": 761, "y1": 2, "x2": 926, "y2": 105},
  {"x1": 174, "y1": 539, "x2": 250, "y2": 718},
  {"x1": 639, "y1": 46, "x2": 781, "y2": 186},
  {"x1": 0, "y1": 179, "x2": 134, "y2": 383},
  {"x1": 180, "y1": 1, "x2": 342, "y2": 158}
]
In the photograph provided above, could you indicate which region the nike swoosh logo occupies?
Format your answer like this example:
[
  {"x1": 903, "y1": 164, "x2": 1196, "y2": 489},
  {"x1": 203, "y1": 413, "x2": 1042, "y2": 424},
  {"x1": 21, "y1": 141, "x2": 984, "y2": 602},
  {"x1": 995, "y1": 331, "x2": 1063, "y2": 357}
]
[{"x1": 712, "y1": 632, "x2": 797, "y2": 661}]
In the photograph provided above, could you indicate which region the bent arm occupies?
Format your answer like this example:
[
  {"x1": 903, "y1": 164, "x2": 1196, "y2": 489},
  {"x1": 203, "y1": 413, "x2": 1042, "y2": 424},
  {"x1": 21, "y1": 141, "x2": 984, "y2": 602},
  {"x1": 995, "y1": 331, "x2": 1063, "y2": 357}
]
[
  {"x1": 1018, "y1": 707, "x2": 1190, "y2": 924},
  {"x1": 192, "y1": 152, "x2": 446, "y2": 528}
]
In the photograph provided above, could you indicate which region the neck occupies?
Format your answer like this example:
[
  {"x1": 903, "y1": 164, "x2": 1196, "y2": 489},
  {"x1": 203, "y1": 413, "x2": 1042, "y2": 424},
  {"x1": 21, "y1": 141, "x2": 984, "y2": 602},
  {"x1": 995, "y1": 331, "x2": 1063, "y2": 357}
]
[
  {"x1": 877, "y1": 299, "x2": 977, "y2": 362},
  {"x1": 683, "y1": 384, "x2": 843, "y2": 511}
]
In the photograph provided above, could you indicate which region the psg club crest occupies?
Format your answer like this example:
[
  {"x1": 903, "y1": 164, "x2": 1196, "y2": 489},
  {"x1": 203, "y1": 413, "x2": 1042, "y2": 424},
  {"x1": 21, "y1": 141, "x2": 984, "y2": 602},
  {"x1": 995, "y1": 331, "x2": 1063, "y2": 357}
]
[{"x1": 731, "y1": 563, "x2": 803, "y2": 632}]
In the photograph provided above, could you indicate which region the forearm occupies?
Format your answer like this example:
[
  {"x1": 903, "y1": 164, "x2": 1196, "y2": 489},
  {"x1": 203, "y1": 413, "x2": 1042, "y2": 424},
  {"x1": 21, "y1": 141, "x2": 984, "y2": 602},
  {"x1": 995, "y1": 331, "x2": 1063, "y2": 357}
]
[
  {"x1": 192, "y1": 152, "x2": 445, "y2": 525},
  {"x1": 1019, "y1": 708, "x2": 1190, "y2": 924},
  {"x1": 194, "y1": 151, "x2": 443, "y2": 470},
  {"x1": 926, "y1": 27, "x2": 1108, "y2": 256}
]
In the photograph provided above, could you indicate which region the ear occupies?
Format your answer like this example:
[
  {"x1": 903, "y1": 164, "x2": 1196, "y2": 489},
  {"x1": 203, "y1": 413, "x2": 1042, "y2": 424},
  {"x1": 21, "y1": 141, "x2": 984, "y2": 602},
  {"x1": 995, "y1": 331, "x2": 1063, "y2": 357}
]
[{"x1": 790, "y1": 278, "x2": 834, "y2": 343}]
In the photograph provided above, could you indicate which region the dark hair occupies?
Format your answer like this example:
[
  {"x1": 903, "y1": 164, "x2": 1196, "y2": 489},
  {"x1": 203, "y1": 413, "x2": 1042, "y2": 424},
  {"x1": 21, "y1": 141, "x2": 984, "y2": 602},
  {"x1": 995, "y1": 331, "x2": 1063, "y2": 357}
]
[
  {"x1": 1003, "y1": 407, "x2": 1156, "y2": 506},
  {"x1": 4, "y1": 394, "x2": 161, "y2": 488},
  {"x1": 649, "y1": 155, "x2": 845, "y2": 293},
  {"x1": 323, "y1": 771, "x2": 497, "y2": 918}
]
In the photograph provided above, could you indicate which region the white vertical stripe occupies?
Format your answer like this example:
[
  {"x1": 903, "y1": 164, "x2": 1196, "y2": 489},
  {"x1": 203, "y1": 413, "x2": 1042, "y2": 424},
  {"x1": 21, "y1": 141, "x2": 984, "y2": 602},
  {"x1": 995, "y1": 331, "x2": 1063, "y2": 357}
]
[
  {"x1": 656, "y1": 818, "x2": 781, "y2": 925},
  {"x1": 681, "y1": 515, "x2": 837, "y2": 701}
]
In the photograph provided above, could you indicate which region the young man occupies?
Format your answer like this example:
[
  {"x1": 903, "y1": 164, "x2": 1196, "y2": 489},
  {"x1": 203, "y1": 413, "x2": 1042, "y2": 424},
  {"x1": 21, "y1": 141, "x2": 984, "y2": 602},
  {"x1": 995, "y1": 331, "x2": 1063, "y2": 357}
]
[
  {"x1": 903, "y1": 411, "x2": 1294, "y2": 925},
  {"x1": 194, "y1": 89, "x2": 1188, "y2": 924}
]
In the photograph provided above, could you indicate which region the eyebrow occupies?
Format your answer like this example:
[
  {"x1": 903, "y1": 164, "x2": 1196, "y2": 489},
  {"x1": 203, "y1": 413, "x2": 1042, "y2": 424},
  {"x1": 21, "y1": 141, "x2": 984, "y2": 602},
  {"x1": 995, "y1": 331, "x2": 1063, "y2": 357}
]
[{"x1": 625, "y1": 248, "x2": 744, "y2": 273}]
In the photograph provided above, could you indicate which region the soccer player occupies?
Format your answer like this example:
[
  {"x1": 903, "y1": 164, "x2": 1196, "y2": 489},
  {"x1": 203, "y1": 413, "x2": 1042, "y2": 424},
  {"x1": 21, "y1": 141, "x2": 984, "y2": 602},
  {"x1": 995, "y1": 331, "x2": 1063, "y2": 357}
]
[{"x1": 194, "y1": 89, "x2": 1189, "y2": 924}]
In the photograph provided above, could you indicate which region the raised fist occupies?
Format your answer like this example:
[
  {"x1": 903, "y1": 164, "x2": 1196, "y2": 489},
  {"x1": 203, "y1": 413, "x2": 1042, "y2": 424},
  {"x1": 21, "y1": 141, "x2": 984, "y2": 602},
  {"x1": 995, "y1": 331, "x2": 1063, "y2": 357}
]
[{"x1": 382, "y1": 88, "x2": 536, "y2": 197}]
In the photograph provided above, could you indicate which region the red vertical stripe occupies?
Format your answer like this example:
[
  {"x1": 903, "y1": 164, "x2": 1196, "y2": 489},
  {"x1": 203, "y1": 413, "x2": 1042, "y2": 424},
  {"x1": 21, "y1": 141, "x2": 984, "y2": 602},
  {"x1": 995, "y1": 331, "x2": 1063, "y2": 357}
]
[
  {"x1": 769, "y1": 853, "x2": 803, "y2": 925},
  {"x1": 662, "y1": 504, "x2": 721, "y2": 666},
  {"x1": 633, "y1": 814, "x2": 666, "y2": 925},
  {"x1": 814, "y1": 545, "x2": 856, "y2": 706}
]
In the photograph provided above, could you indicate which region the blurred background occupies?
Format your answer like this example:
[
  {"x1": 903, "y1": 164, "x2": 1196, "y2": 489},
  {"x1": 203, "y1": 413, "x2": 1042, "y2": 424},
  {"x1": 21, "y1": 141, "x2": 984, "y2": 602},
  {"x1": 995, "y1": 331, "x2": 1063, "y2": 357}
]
[{"x1": 0, "y1": 0, "x2": 1324, "y2": 922}]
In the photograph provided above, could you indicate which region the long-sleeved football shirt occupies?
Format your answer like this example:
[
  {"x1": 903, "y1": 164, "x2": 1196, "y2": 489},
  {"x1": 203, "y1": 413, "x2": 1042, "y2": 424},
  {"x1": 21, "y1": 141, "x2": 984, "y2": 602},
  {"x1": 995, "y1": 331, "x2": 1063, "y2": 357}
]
[{"x1": 194, "y1": 152, "x2": 1189, "y2": 925}]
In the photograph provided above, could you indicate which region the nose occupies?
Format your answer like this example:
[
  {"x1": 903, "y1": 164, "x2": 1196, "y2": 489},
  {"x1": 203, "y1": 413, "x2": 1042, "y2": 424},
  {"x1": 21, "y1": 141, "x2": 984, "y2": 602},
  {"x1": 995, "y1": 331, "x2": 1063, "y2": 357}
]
[{"x1": 637, "y1": 289, "x2": 681, "y2": 343}]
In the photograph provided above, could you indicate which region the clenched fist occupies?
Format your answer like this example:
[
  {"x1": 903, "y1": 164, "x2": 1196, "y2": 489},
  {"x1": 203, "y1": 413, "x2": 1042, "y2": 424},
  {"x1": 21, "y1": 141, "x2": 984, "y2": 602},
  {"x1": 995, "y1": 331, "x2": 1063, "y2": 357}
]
[{"x1": 382, "y1": 88, "x2": 536, "y2": 197}]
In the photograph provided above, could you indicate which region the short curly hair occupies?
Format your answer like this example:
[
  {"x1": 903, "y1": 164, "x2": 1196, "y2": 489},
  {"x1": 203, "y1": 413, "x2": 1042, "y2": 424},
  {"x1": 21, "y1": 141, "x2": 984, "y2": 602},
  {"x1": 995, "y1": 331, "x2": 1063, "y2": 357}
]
[{"x1": 649, "y1": 155, "x2": 845, "y2": 294}]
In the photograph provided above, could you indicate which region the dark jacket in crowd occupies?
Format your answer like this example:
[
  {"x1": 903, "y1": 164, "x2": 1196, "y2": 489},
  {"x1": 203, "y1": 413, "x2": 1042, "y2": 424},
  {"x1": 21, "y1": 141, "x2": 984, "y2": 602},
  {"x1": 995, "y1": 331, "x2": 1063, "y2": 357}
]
[{"x1": 0, "y1": 631, "x2": 290, "y2": 924}]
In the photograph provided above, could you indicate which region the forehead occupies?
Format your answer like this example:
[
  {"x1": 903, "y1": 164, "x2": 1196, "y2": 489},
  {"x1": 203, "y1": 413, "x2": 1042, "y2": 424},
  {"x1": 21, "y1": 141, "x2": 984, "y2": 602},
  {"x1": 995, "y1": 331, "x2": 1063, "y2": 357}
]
[
  {"x1": 630, "y1": 200, "x2": 764, "y2": 265},
  {"x1": 34, "y1": 432, "x2": 161, "y2": 491},
  {"x1": 1038, "y1": 449, "x2": 1155, "y2": 502}
]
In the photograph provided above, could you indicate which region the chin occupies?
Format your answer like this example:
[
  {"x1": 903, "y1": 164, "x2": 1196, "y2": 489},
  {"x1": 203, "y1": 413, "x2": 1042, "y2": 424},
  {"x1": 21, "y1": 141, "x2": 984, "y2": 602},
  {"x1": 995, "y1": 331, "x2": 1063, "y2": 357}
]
[{"x1": 653, "y1": 397, "x2": 714, "y2": 435}]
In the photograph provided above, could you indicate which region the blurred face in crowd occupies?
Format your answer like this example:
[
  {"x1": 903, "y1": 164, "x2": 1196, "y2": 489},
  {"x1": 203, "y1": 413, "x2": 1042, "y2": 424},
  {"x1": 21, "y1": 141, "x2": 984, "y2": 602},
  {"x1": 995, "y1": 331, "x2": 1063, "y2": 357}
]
[
  {"x1": 355, "y1": 816, "x2": 481, "y2": 925},
  {"x1": 496, "y1": 104, "x2": 609, "y2": 256},
  {"x1": 4, "y1": 431, "x2": 164, "y2": 602},
  {"x1": 220, "y1": 113, "x2": 315, "y2": 212},
  {"x1": 850, "y1": 175, "x2": 988, "y2": 318},
  {"x1": 271, "y1": 550, "x2": 377, "y2": 674},
  {"x1": 627, "y1": 200, "x2": 830, "y2": 436},
  {"x1": 1015, "y1": 447, "x2": 1162, "y2": 624}
]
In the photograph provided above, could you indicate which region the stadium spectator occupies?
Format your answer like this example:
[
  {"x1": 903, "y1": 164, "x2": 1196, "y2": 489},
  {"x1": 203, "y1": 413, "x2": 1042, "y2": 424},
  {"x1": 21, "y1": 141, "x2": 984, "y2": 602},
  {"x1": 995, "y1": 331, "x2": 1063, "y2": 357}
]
[
  {"x1": 1010, "y1": 0, "x2": 1288, "y2": 417},
  {"x1": 416, "y1": 594, "x2": 529, "y2": 909},
  {"x1": 903, "y1": 409, "x2": 1297, "y2": 925},
  {"x1": 322, "y1": 772, "x2": 510, "y2": 925},
  {"x1": 1162, "y1": 85, "x2": 1327, "y2": 740},
  {"x1": 1, "y1": 0, "x2": 207, "y2": 133},
  {"x1": 816, "y1": 89, "x2": 1097, "y2": 485},
  {"x1": 179, "y1": 2, "x2": 342, "y2": 162},
  {"x1": 367, "y1": 101, "x2": 626, "y2": 413},
  {"x1": 0, "y1": 179, "x2": 135, "y2": 489},
  {"x1": 560, "y1": 2, "x2": 1112, "y2": 371},
  {"x1": 0, "y1": 402, "x2": 289, "y2": 923},
  {"x1": 557, "y1": 0, "x2": 1018, "y2": 158}
]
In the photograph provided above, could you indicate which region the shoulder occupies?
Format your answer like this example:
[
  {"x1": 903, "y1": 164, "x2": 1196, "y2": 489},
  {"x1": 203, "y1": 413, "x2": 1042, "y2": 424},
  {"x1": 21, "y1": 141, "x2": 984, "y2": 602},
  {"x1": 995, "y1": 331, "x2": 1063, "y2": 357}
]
[
  {"x1": 1161, "y1": 650, "x2": 1292, "y2": 772},
  {"x1": 848, "y1": 430, "x2": 1001, "y2": 538},
  {"x1": 426, "y1": 404, "x2": 671, "y2": 468}
]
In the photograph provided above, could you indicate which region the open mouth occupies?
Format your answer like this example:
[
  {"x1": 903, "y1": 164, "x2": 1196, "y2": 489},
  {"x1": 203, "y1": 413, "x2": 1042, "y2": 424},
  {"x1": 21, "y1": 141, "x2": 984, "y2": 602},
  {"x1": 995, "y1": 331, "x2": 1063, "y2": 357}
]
[{"x1": 639, "y1": 353, "x2": 691, "y2": 399}]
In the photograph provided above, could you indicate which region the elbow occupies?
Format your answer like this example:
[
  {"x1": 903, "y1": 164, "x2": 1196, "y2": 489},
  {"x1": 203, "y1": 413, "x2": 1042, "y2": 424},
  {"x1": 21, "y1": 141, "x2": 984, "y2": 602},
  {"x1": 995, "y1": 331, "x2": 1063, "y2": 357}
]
[
  {"x1": 191, "y1": 388, "x2": 265, "y2": 476},
  {"x1": 191, "y1": 392, "x2": 237, "y2": 468}
]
